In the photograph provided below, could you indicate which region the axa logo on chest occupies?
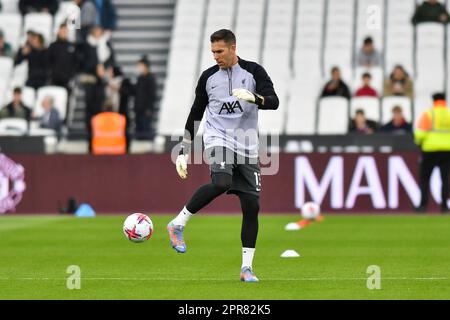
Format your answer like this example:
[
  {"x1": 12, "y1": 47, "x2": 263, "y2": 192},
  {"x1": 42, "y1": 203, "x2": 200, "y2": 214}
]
[
  {"x1": 0, "y1": 154, "x2": 26, "y2": 214},
  {"x1": 219, "y1": 100, "x2": 243, "y2": 114}
]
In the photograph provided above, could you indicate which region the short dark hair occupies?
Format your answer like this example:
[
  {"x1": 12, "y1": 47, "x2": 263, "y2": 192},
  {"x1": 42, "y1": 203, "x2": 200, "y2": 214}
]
[
  {"x1": 362, "y1": 72, "x2": 372, "y2": 79},
  {"x1": 355, "y1": 109, "x2": 365, "y2": 115},
  {"x1": 364, "y1": 37, "x2": 373, "y2": 45},
  {"x1": 210, "y1": 29, "x2": 236, "y2": 45},
  {"x1": 13, "y1": 87, "x2": 22, "y2": 94},
  {"x1": 432, "y1": 93, "x2": 446, "y2": 101}
]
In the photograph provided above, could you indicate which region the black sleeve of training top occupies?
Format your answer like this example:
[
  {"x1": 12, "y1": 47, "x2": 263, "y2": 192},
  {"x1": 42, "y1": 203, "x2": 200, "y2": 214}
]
[
  {"x1": 183, "y1": 68, "x2": 215, "y2": 145},
  {"x1": 252, "y1": 64, "x2": 279, "y2": 110}
]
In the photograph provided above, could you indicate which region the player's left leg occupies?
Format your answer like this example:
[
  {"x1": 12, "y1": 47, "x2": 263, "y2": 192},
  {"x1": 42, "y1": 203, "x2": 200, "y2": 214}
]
[
  {"x1": 228, "y1": 154, "x2": 261, "y2": 282},
  {"x1": 238, "y1": 192, "x2": 260, "y2": 282}
]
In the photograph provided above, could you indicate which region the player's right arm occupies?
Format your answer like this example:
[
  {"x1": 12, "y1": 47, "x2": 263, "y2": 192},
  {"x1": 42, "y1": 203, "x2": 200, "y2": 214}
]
[{"x1": 176, "y1": 72, "x2": 209, "y2": 179}]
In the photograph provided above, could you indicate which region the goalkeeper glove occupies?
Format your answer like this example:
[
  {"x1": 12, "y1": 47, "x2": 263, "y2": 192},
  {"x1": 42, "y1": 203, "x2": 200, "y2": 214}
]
[
  {"x1": 232, "y1": 88, "x2": 264, "y2": 105},
  {"x1": 176, "y1": 145, "x2": 189, "y2": 179}
]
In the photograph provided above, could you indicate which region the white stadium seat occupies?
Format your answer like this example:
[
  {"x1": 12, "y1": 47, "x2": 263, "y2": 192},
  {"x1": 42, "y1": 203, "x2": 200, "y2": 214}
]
[
  {"x1": 34, "y1": 86, "x2": 68, "y2": 119},
  {"x1": 0, "y1": 57, "x2": 14, "y2": 82},
  {"x1": 324, "y1": 0, "x2": 355, "y2": 73},
  {"x1": 262, "y1": 0, "x2": 295, "y2": 76},
  {"x1": 234, "y1": 0, "x2": 265, "y2": 63},
  {"x1": 0, "y1": 13, "x2": 22, "y2": 51},
  {"x1": 381, "y1": 97, "x2": 412, "y2": 125},
  {"x1": 355, "y1": 0, "x2": 385, "y2": 53},
  {"x1": 317, "y1": 97, "x2": 349, "y2": 134},
  {"x1": 198, "y1": 0, "x2": 235, "y2": 72},
  {"x1": 0, "y1": 118, "x2": 28, "y2": 136},
  {"x1": 158, "y1": 0, "x2": 206, "y2": 136},
  {"x1": 350, "y1": 97, "x2": 381, "y2": 122},
  {"x1": 0, "y1": 0, "x2": 19, "y2": 13},
  {"x1": 0, "y1": 79, "x2": 9, "y2": 108},
  {"x1": 285, "y1": 79, "x2": 321, "y2": 134}
]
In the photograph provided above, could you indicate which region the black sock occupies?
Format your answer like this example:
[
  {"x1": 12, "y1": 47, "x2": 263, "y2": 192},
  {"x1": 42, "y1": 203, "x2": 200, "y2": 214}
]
[{"x1": 239, "y1": 193, "x2": 260, "y2": 248}]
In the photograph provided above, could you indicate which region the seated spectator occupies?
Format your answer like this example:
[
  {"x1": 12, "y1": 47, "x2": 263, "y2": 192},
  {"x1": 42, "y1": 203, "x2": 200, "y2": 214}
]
[
  {"x1": 19, "y1": 0, "x2": 59, "y2": 16},
  {"x1": 0, "y1": 88, "x2": 32, "y2": 122},
  {"x1": 320, "y1": 67, "x2": 351, "y2": 100},
  {"x1": 412, "y1": 0, "x2": 450, "y2": 25},
  {"x1": 380, "y1": 106, "x2": 412, "y2": 134},
  {"x1": 356, "y1": 37, "x2": 382, "y2": 68},
  {"x1": 348, "y1": 109, "x2": 378, "y2": 134},
  {"x1": 383, "y1": 65, "x2": 413, "y2": 99},
  {"x1": 0, "y1": 30, "x2": 13, "y2": 58},
  {"x1": 15, "y1": 33, "x2": 50, "y2": 90},
  {"x1": 39, "y1": 95, "x2": 62, "y2": 136},
  {"x1": 48, "y1": 24, "x2": 77, "y2": 90},
  {"x1": 355, "y1": 73, "x2": 378, "y2": 97}
]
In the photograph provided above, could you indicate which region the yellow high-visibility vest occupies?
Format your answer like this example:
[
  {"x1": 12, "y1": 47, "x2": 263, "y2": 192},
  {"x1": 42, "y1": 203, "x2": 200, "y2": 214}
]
[{"x1": 414, "y1": 100, "x2": 450, "y2": 152}]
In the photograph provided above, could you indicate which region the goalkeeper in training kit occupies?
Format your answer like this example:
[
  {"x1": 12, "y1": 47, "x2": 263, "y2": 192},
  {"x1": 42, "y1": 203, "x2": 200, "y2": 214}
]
[{"x1": 167, "y1": 29, "x2": 279, "y2": 282}]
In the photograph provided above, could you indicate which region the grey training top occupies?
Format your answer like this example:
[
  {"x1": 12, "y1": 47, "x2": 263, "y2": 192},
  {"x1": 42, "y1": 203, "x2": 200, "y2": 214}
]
[{"x1": 183, "y1": 57, "x2": 279, "y2": 158}]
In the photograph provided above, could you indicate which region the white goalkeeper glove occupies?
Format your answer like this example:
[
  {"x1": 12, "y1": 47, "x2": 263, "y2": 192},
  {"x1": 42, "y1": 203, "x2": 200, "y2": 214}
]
[
  {"x1": 176, "y1": 153, "x2": 189, "y2": 179},
  {"x1": 232, "y1": 89, "x2": 264, "y2": 105}
]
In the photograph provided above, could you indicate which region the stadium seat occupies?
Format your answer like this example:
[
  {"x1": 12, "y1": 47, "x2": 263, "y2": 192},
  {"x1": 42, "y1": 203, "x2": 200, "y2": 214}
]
[
  {"x1": 293, "y1": 0, "x2": 324, "y2": 80},
  {"x1": 23, "y1": 12, "x2": 53, "y2": 46},
  {"x1": 258, "y1": 73, "x2": 287, "y2": 135},
  {"x1": 0, "y1": 13, "x2": 22, "y2": 51},
  {"x1": 10, "y1": 62, "x2": 28, "y2": 88},
  {"x1": 385, "y1": 0, "x2": 415, "y2": 75},
  {"x1": 285, "y1": 79, "x2": 320, "y2": 135},
  {"x1": 355, "y1": 0, "x2": 385, "y2": 53},
  {"x1": 350, "y1": 97, "x2": 381, "y2": 122},
  {"x1": 324, "y1": 0, "x2": 355, "y2": 73},
  {"x1": 0, "y1": 56, "x2": 14, "y2": 83},
  {"x1": 262, "y1": 0, "x2": 295, "y2": 76},
  {"x1": 159, "y1": 0, "x2": 205, "y2": 136},
  {"x1": 413, "y1": 94, "x2": 433, "y2": 125},
  {"x1": 0, "y1": 118, "x2": 28, "y2": 135},
  {"x1": 0, "y1": 0, "x2": 19, "y2": 13},
  {"x1": 198, "y1": 0, "x2": 235, "y2": 72},
  {"x1": 34, "y1": 86, "x2": 68, "y2": 119},
  {"x1": 381, "y1": 96, "x2": 412, "y2": 125},
  {"x1": 317, "y1": 97, "x2": 349, "y2": 134},
  {"x1": 234, "y1": 0, "x2": 265, "y2": 63},
  {"x1": 0, "y1": 78, "x2": 9, "y2": 108}
]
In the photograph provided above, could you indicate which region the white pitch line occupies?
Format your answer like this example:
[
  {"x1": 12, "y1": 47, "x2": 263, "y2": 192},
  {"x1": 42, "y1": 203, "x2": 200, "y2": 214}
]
[{"x1": 0, "y1": 277, "x2": 448, "y2": 281}]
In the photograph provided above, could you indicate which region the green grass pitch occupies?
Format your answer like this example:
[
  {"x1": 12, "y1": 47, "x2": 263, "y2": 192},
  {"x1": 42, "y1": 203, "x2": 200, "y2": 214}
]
[{"x1": 0, "y1": 214, "x2": 449, "y2": 299}]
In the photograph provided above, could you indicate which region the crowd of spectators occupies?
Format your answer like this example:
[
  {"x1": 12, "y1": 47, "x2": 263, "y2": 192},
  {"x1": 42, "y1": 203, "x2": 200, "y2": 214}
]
[{"x1": 0, "y1": 0, "x2": 158, "y2": 153}]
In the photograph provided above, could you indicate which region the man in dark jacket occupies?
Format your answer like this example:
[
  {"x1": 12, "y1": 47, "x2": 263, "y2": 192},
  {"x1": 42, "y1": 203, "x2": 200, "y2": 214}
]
[
  {"x1": 380, "y1": 106, "x2": 412, "y2": 134},
  {"x1": 320, "y1": 66, "x2": 351, "y2": 100},
  {"x1": 19, "y1": 0, "x2": 59, "y2": 16},
  {"x1": 412, "y1": 0, "x2": 450, "y2": 24},
  {"x1": 0, "y1": 88, "x2": 32, "y2": 123},
  {"x1": 134, "y1": 56, "x2": 157, "y2": 140},
  {"x1": 48, "y1": 24, "x2": 77, "y2": 89},
  {"x1": 15, "y1": 33, "x2": 50, "y2": 90}
]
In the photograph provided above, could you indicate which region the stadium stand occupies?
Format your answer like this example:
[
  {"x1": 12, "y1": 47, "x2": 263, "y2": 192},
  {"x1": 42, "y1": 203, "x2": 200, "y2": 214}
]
[{"x1": 1, "y1": 0, "x2": 450, "y2": 152}]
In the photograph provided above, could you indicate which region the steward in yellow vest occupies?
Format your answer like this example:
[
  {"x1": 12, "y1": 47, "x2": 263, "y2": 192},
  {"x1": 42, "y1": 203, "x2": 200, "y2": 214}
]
[{"x1": 414, "y1": 93, "x2": 450, "y2": 213}]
